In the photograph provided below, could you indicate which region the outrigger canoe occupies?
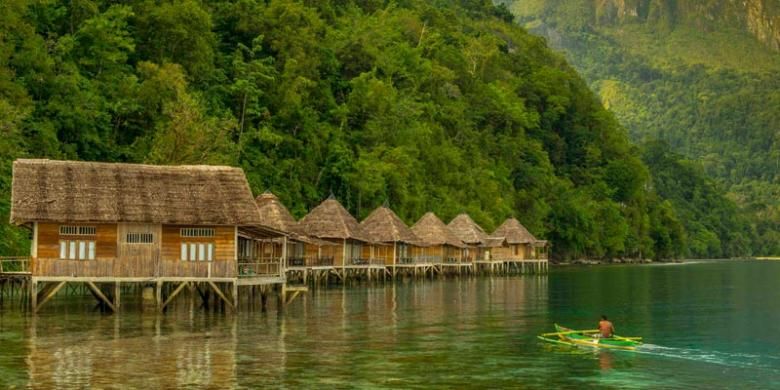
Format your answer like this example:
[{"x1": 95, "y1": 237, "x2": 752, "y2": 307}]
[{"x1": 538, "y1": 324, "x2": 642, "y2": 351}]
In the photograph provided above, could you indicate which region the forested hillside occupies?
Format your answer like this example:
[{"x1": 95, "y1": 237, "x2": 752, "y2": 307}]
[
  {"x1": 0, "y1": 0, "x2": 750, "y2": 260},
  {"x1": 504, "y1": 0, "x2": 777, "y2": 255}
]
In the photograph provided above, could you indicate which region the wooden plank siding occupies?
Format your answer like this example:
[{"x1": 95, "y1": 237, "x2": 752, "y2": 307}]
[
  {"x1": 36, "y1": 223, "x2": 117, "y2": 260},
  {"x1": 32, "y1": 223, "x2": 238, "y2": 278},
  {"x1": 161, "y1": 225, "x2": 236, "y2": 278},
  {"x1": 490, "y1": 244, "x2": 533, "y2": 261}
]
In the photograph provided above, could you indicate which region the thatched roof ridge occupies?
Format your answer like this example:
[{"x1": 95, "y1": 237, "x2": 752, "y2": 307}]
[
  {"x1": 490, "y1": 218, "x2": 537, "y2": 244},
  {"x1": 298, "y1": 197, "x2": 371, "y2": 242},
  {"x1": 10, "y1": 159, "x2": 264, "y2": 226},
  {"x1": 255, "y1": 192, "x2": 300, "y2": 234},
  {"x1": 447, "y1": 213, "x2": 488, "y2": 245},
  {"x1": 360, "y1": 206, "x2": 418, "y2": 244},
  {"x1": 411, "y1": 212, "x2": 466, "y2": 248}
]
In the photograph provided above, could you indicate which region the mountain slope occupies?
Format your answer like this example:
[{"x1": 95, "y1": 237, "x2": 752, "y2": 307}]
[
  {"x1": 0, "y1": 0, "x2": 751, "y2": 259},
  {"x1": 504, "y1": 0, "x2": 780, "y2": 254}
]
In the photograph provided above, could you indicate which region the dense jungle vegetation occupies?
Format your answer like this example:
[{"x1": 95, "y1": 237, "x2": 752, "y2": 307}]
[
  {"x1": 0, "y1": 0, "x2": 753, "y2": 260},
  {"x1": 504, "y1": 0, "x2": 778, "y2": 255}
]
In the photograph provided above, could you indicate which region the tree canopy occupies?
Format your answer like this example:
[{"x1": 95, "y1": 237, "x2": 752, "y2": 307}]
[{"x1": 0, "y1": 0, "x2": 752, "y2": 260}]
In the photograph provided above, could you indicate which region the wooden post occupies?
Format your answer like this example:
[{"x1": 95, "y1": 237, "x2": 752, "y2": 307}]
[
  {"x1": 281, "y1": 236, "x2": 288, "y2": 276},
  {"x1": 156, "y1": 280, "x2": 163, "y2": 310},
  {"x1": 232, "y1": 282, "x2": 238, "y2": 310},
  {"x1": 342, "y1": 238, "x2": 347, "y2": 274},
  {"x1": 30, "y1": 278, "x2": 37, "y2": 312},
  {"x1": 279, "y1": 283, "x2": 287, "y2": 310},
  {"x1": 114, "y1": 281, "x2": 121, "y2": 310}
]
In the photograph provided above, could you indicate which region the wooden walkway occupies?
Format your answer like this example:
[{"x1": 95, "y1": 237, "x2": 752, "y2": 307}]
[{"x1": 2, "y1": 256, "x2": 549, "y2": 313}]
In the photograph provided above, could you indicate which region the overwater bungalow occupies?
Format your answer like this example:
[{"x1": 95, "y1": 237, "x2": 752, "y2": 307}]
[
  {"x1": 447, "y1": 213, "x2": 492, "y2": 262},
  {"x1": 360, "y1": 205, "x2": 427, "y2": 269},
  {"x1": 10, "y1": 159, "x2": 286, "y2": 312},
  {"x1": 253, "y1": 191, "x2": 337, "y2": 268},
  {"x1": 489, "y1": 218, "x2": 549, "y2": 272},
  {"x1": 297, "y1": 196, "x2": 382, "y2": 269},
  {"x1": 410, "y1": 212, "x2": 468, "y2": 268}
]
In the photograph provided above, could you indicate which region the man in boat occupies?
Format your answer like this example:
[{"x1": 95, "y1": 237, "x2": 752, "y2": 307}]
[{"x1": 598, "y1": 315, "x2": 615, "y2": 338}]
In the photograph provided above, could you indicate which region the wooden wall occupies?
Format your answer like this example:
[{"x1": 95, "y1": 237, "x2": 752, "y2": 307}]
[
  {"x1": 161, "y1": 225, "x2": 235, "y2": 262},
  {"x1": 491, "y1": 244, "x2": 532, "y2": 260},
  {"x1": 33, "y1": 222, "x2": 238, "y2": 278},
  {"x1": 36, "y1": 223, "x2": 117, "y2": 260}
]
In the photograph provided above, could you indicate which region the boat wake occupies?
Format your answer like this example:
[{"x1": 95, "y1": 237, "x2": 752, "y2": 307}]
[{"x1": 635, "y1": 344, "x2": 780, "y2": 370}]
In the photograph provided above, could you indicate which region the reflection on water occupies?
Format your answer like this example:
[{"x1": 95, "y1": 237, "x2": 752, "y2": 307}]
[
  {"x1": 3, "y1": 262, "x2": 780, "y2": 388},
  {"x1": 26, "y1": 314, "x2": 240, "y2": 388},
  {"x1": 8, "y1": 277, "x2": 549, "y2": 388}
]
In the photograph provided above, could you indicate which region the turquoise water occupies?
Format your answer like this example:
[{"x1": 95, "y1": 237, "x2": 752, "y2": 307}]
[{"x1": 1, "y1": 260, "x2": 779, "y2": 388}]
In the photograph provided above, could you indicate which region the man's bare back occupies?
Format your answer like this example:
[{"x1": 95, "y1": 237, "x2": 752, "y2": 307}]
[{"x1": 599, "y1": 316, "x2": 614, "y2": 338}]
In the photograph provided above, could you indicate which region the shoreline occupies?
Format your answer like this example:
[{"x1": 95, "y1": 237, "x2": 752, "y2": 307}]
[{"x1": 553, "y1": 257, "x2": 757, "y2": 266}]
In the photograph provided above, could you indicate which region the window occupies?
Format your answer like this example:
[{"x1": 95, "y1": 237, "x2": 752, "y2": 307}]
[
  {"x1": 294, "y1": 243, "x2": 304, "y2": 258},
  {"x1": 398, "y1": 243, "x2": 409, "y2": 258},
  {"x1": 60, "y1": 226, "x2": 96, "y2": 236},
  {"x1": 348, "y1": 242, "x2": 362, "y2": 260},
  {"x1": 180, "y1": 242, "x2": 215, "y2": 262},
  {"x1": 180, "y1": 228, "x2": 215, "y2": 238},
  {"x1": 59, "y1": 240, "x2": 96, "y2": 260},
  {"x1": 126, "y1": 232, "x2": 154, "y2": 244}
]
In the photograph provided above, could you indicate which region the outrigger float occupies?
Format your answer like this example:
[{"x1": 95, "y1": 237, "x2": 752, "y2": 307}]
[{"x1": 538, "y1": 324, "x2": 643, "y2": 350}]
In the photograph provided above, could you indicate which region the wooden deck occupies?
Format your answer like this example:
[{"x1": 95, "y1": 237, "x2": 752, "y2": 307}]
[{"x1": 3, "y1": 255, "x2": 549, "y2": 313}]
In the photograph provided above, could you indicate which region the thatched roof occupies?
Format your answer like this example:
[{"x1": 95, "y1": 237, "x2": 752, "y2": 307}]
[
  {"x1": 483, "y1": 237, "x2": 507, "y2": 248},
  {"x1": 360, "y1": 206, "x2": 419, "y2": 244},
  {"x1": 255, "y1": 192, "x2": 300, "y2": 234},
  {"x1": 254, "y1": 192, "x2": 336, "y2": 245},
  {"x1": 411, "y1": 212, "x2": 466, "y2": 248},
  {"x1": 490, "y1": 218, "x2": 537, "y2": 244},
  {"x1": 10, "y1": 159, "x2": 264, "y2": 226},
  {"x1": 447, "y1": 213, "x2": 488, "y2": 245},
  {"x1": 298, "y1": 196, "x2": 372, "y2": 242}
]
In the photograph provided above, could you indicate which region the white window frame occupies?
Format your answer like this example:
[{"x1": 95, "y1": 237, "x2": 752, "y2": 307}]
[
  {"x1": 180, "y1": 242, "x2": 215, "y2": 262},
  {"x1": 59, "y1": 239, "x2": 96, "y2": 260}
]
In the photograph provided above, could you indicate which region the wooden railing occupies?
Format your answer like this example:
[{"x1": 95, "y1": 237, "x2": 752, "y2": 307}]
[
  {"x1": 0, "y1": 256, "x2": 30, "y2": 274},
  {"x1": 398, "y1": 256, "x2": 439, "y2": 265},
  {"x1": 33, "y1": 257, "x2": 237, "y2": 278},
  {"x1": 285, "y1": 256, "x2": 335, "y2": 268},
  {"x1": 347, "y1": 258, "x2": 385, "y2": 266},
  {"x1": 442, "y1": 257, "x2": 471, "y2": 264},
  {"x1": 237, "y1": 261, "x2": 282, "y2": 278}
]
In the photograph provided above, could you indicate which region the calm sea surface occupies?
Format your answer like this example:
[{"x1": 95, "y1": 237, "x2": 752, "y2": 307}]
[{"x1": 1, "y1": 260, "x2": 779, "y2": 389}]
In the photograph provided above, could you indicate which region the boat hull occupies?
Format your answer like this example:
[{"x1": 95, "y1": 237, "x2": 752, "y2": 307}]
[{"x1": 538, "y1": 324, "x2": 642, "y2": 351}]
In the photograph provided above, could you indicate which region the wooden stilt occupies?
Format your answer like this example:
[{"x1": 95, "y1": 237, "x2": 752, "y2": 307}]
[
  {"x1": 155, "y1": 280, "x2": 163, "y2": 310},
  {"x1": 232, "y1": 282, "x2": 238, "y2": 310},
  {"x1": 30, "y1": 279, "x2": 38, "y2": 312},
  {"x1": 161, "y1": 281, "x2": 189, "y2": 310},
  {"x1": 86, "y1": 282, "x2": 116, "y2": 312},
  {"x1": 114, "y1": 281, "x2": 121, "y2": 310},
  {"x1": 207, "y1": 281, "x2": 235, "y2": 310},
  {"x1": 35, "y1": 281, "x2": 67, "y2": 312}
]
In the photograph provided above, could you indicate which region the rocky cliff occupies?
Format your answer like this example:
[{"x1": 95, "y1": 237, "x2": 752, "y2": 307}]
[
  {"x1": 593, "y1": 0, "x2": 780, "y2": 50},
  {"x1": 512, "y1": 0, "x2": 780, "y2": 51}
]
